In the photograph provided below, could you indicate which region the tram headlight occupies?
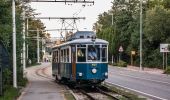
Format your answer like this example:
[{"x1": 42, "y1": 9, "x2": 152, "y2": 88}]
[
  {"x1": 105, "y1": 72, "x2": 108, "y2": 76},
  {"x1": 92, "y1": 68, "x2": 97, "y2": 74},
  {"x1": 78, "y1": 72, "x2": 83, "y2": 77}
]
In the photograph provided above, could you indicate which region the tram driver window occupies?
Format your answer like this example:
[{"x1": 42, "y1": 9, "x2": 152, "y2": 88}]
[
  {"x1": 77, "y1": 48, "x2": 86, "y2": 62},
  {"x1": 88, "y1": 46, "x2": 98, "y2": 61}
]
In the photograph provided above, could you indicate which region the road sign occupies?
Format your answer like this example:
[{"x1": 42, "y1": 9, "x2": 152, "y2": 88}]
[
  {"x1": 119, "y1": 46, "x2": 123, "y2": 52},
  {"x1": 131, "y1": 51, "x2": 136, "y2": 55},
  {"x1": 160, "y1": 44, "x2": 170, "y2": 52}
]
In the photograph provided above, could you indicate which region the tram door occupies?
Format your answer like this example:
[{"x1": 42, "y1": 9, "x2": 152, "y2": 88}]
[{"x1": 71, "y1": 46, "x2": 76, "y2": 80}]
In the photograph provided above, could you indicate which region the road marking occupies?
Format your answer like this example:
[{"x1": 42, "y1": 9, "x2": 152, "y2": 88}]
[
  {"x1": 106, "y1": 81, "x2": 167, "y2": 100},
  {"x1": 109, "y1": 71, "x2": 170, "y2": 86}
]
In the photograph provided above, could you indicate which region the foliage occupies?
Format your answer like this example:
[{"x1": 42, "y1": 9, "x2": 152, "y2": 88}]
[
  {"x1": 164, "y1": 67, "x2": 170, "y2": 74},
  {"x1": 94, "y1": 0, "x2": 170, "y2": 68},
  {"x1": 0, "y1": 0, "x2": 46, "y2": 98},
  {"x1": 117, "y1": 60, "x2": 127, "y2": 67},
  {"x1": 0, "y1": 87, "x2": 19, "y2": 100}
]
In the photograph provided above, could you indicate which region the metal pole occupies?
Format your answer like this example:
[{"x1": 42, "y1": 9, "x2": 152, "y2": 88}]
[
  {"x1": 166, "y1": 52, "x2": 168, "y2": 70},
  {"x1": 140, "y1": 0, "x2": 143, "y2": 71},
  {"x1": 26, "y1": 18, "x2": 29, "y2": 60},
  {"x1": 22, "y1": 7, "x2": 26, "y2": 77},
  {"x1": 112, "y1": 55, "x2": 113, "y2": 64},
  {"x1": 111, "y1": 14, "x2": 113, "y2": 26},
  {"x1": 163, "y1": 52, "x2": 164, "y2": 70},
  {"x1": 131, "y1": 53, "x2": 132, "y2": 66},
  {"x1": 37, "y1": 28, "x2": 40, "y2": 63},
  {"x1": 12, "y1": 0, "x2": 17, "y2": 88}
]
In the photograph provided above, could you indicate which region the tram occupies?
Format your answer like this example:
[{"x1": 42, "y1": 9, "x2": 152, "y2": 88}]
[{"x1": 52, "y1": 31, "x2": 108, "y2": 85}]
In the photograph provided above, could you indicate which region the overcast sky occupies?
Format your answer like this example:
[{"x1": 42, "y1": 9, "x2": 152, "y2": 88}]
[{"x1": 30, "y1": 0, "x2": 112, "y2": 37}]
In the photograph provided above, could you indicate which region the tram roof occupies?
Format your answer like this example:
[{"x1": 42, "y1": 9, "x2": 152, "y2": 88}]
[{"x1": 53, "y1": 38, "x2": 108, "y2": 49}]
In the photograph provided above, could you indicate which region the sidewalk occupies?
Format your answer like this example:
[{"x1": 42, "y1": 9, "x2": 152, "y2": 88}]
[{"x1": 125, "y1": 65, "x2": 164, "y2": 75}]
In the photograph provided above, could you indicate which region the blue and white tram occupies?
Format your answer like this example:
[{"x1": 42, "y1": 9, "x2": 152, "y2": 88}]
[{"x1": 52, "y1": 31, "x2": 108, "y2": 85}]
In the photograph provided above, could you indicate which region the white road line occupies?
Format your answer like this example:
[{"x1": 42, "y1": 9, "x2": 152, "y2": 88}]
[
  {"x1": 106, "y1": 81, "x2": 167, "y2": 100},
  {"x1": 109, "y1": 71, "x2": 170, "y2": 86}
]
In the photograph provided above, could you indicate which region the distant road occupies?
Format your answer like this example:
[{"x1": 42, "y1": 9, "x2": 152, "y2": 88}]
[{"x1": 106, "y1": 66, "x2": 170, "y2": 100}]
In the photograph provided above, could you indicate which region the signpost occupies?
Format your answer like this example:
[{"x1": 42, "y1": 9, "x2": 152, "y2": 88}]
[
  {"x1": 119, "y1": 46, "x2": 123, "y2": 62},
  {"x1": 160, "y1": 44, "x2": 170, "y2": 70},
  {"x1": 131, "y1": 51, "x2": 136, "y2": 66}
]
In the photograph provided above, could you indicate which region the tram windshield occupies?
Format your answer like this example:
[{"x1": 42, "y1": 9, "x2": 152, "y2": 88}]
[
  {"x1": 88, "y1": 45, "x2": 99, "y2": 61},
  {"x1": 77, "y1": 44, "x2": 107, "y2": 62}
]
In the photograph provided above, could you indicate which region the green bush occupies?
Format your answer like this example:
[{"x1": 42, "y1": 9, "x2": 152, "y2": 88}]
[
  {"x1": 108, "y1": 61, "x2": 117, "y2": 66},
  {"x1": 0, "y1": 87, "x2": 19, "y2": 100},
  {"x1": 117, "y1": 60, "x2": 127, "y2": 67},
  {"x1": 164, "y1": 67, "x2": 170, "y2": 74}
]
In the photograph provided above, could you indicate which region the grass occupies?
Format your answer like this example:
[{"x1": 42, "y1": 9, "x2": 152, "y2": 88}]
[
  {"x1": 0, "y1": 77, "x2": 28, "y2": 100},
  {"x1": 0, "y1": 87, "x2": 19, "y2": 100},
  {"x1": 164, "y1": 68, "x2": 170, "y2": 74},
  {"x1": 64, "y1": 91, "x2": 75, "y2": 100}
]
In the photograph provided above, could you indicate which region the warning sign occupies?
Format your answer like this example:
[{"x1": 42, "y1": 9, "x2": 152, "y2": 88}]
[{"x1": 119, "y1": 46, "x2": 124, "y2": 52}]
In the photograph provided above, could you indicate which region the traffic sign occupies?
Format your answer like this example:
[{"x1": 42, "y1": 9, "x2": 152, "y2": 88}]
[
  {"x1": 131, "y1": 51, "x2": 136, "y2": 55},
  {"x1": 119, "y1": 46, "x2": 123, "y2": 52},
  {"x1": 160, "y1": 44, "x2": 170, "y2": 52}
]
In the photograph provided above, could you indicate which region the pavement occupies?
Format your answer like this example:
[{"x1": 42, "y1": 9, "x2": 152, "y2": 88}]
[
  {"x1": 17, "y1": 63, "x2": 65, "y2": 100},
  {"x1": 119, "y1": 65, "x2": 164, "y2": 75}
]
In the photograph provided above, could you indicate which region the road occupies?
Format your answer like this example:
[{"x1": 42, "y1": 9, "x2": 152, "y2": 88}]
[
  {"x1": 106, "y1": 66, "x2": 170, "y2": 100},
  {"x1": 18, "y1": 63, "x2": 64, "y2": 100},
  {"x1": 18, "y1": 63, "x2": 170, "y2": 100}
]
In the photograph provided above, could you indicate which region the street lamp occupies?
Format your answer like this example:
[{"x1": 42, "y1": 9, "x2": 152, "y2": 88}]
[{"x1": 140, "y1": 0, "x2": 143, "y2": 71}]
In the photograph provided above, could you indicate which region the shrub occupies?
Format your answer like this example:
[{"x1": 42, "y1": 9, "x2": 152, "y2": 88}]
[
  {"x1": 117, "y1": 60, "x2": 127, "y2": 67},
  {"x1": 164, "y1": 67, "x2": 170, "y2": 74}
]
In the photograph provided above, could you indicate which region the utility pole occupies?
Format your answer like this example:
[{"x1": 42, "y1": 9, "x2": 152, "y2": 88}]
[
  {"x1": 26, "y1": 18, "x2": 29, "y2": 60},
  {"x1": 37, "y1": 28, "x2": 40, "y2": 63},
  {"x1": 111, "y1": 13, "x2": 113, "y2": 26},
  {"x1": 12, "y1": 0, "x2": 17, "y2": 88},
  {"x1": 140, "y1": 0, "x2": 143, "y2": 71},
  {"x1": 22, "y1": 5, "x2": 26, "y2": 77}
]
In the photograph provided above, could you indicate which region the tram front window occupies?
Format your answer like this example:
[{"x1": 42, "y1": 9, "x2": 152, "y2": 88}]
[
  {"x1": 88, "y1": 45, "x2": 100, "y2": 61},
  {"x1": 102, "y1": 48, "x2": 107, "y2": 62},
  {"x1": 77, "y1": 48, "x2": 86, "y2": 62}
]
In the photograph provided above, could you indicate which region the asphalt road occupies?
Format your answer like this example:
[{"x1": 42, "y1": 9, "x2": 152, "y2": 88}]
[
  {"x1": 106, "y1": 66, "x2": 170, "y2": 100},
  {"x1": 18, "y1": 63, "x2": 64, "y2": 100}
]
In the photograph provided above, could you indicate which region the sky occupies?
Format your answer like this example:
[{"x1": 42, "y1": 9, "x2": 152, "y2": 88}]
[{"x1": 30, "y1": 0, "x2": 112, "y2": 37}]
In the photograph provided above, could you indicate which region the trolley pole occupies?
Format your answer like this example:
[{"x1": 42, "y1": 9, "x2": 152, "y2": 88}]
[
  {"x1": 140, "y1": 0, "x2": 143, "y2": 71},
  {"x1": 12, "y1": 0, "x2": 17, "y2": 88},
  {"x1": 37, "y1": 28, "x2": 40, "y2": 63}
]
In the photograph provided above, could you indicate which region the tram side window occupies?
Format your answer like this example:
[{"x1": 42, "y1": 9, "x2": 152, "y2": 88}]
[
  {"x1": 66, "y1": 48, "x2": 69, "y2": 62},
  {"x1": 63, "y1": 50, "x2": 65, "y2": 62},
  {"x1": 56, "y1": 51, "x2": 58, "y2": 63},
  {"x1": 61, "y1": 50, "x2": 63, "y2": 62},
  {"x1": 52, "y1": 51, "x2": 56, "y2": 62},
  {"x1": 102, "y1": 47, "x2": 107, "y2": 62},
  {"x1": 77, "y1": 48, "x2": 86, "y2": 62}
]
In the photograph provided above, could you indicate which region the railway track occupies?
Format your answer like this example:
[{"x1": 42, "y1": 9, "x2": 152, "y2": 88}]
[
  {"x1": 35, "y1": 66, "x2": 54, "y2": 80},
  {"x1": 96, "y1": 87, "x2": 120, "y2": 100},
  {"x1": 69, "y1": 83, "x2": 135, "y2": 100},
  {"x1": 34, "y1": 67, "x2": 134, "y2": 100}
]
